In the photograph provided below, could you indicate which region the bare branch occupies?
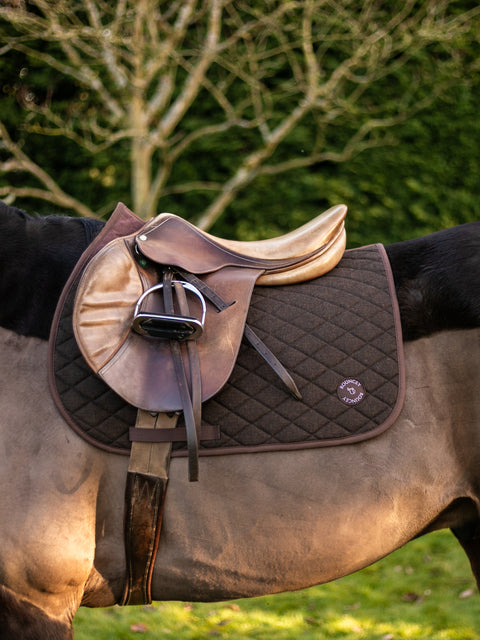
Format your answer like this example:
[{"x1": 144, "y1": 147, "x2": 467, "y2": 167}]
[
  {"x1": 0, "y1": 186, "x2": 97, "y2": 216},
  {"x1": 0, "y1": 122, "x2": 97, "y2": 217},
  {"x1": 161, "y1": 181, "x2": 223, "y2": 197},
  {"x1": 0, "y1": 0, "x2": 478, "y2": 222},
  {"x1": 5, "y1": 42, "x2": 125, "y2": 121},
  {"x1": 83, "y1": 0, "x2": 129, "y2": 89},
  {"x1": 195, "y1": 96, "x2": 314, "y2": 229},
  {"x1": 159, "y1": 0, "x2": 223, "y2": 139}
]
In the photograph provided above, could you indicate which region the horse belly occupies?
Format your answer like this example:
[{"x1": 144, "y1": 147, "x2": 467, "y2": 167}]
[{"x1": 152, "y1": 433, "x2": 461, "y2": 601}]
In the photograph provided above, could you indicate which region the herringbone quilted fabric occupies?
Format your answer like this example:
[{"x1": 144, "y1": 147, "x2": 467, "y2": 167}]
[{"x1": 51, "y1": 244, "x2": 404, "y2": 456}]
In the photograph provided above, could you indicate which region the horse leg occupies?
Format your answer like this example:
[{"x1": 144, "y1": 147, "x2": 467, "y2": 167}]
[
  {"x1": 452, "y1": 522, "x2": 480, "y2": 593},
  {"x1": 0, "y1": 585, "x2": 73, "y2": 640}
]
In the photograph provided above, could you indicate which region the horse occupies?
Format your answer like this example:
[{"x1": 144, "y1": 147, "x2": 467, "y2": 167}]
[{"x1": 0, "y1": 200, "x2": 479, "y2": 639}]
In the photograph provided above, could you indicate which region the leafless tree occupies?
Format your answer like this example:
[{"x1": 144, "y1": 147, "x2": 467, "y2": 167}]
[{"x1": 0, "y1": 0, "x2": 478, "y2": 224}]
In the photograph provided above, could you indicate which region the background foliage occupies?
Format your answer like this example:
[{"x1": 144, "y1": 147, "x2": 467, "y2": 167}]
[
  {"x1": 2, "y1": 67, "x2": 479, "y2": 246},
  {"x1": 0, "y1": 1, "x2": 479, "y2": 245},
  {"x1": 214, "y1": 79, "x2": 480, "y2": 247}
]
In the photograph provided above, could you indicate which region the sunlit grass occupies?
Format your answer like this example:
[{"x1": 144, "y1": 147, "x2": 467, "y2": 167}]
[{"x1": 74, "y1": 531, "x2": 480, "y2": 639}]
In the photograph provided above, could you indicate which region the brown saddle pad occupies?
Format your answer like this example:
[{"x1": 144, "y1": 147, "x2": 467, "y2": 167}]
[{"x1": 49, "y1": 207, "x2": 405, "y2": 456}]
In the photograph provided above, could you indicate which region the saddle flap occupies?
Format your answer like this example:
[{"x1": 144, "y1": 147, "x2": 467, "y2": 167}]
[{"x1": 73, "y1": 234, "x2": 261, "y2": 412}]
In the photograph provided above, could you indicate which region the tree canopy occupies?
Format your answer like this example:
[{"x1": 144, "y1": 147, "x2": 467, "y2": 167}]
[{"x1": 0, "y1": 0, "x2": 479, "y2": 244}]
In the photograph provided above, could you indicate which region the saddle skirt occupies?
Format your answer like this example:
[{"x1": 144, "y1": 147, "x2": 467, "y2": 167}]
[{"x1": 49, "y1": 204, "x2": 405, "y2": 457}]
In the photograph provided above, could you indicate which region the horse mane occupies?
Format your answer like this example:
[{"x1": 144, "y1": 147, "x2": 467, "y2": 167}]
[
  {"x1": 0, "y1": 201, "x2": 103, "y2": 340},
  {"x1": 385, "y1": 222, "x2": 480, "y2": 340}
]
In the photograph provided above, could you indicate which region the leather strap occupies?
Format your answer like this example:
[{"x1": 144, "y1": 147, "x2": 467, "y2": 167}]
[
  {"x1": 162, "y1": 270, "x2": 202, "y2": 481},
  {"x1": 177, "y1": 268, "x2": 301, "y2": 400},
  {"x1": 121, "y1": 411, "x2": 177, "y2": 606},
  {"x1": 172, "y1": 280, "x2": 202, "y2": 481},
  {"x1": 129, "y1": 424, "x2": 220, "y2": 442},
  {"x1": 243, "y1": 324, "x2": 301, "y2": 400}
]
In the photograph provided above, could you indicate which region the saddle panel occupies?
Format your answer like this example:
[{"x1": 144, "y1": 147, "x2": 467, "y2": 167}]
[
  {"x1": 72, "y1": 239, "x2": 144, "y2": 372},
  {"x1": 73, "y1": 202, "x2": 347, "y2": 415}
]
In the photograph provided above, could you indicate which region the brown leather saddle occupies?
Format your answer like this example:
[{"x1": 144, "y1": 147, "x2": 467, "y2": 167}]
[{"x1": 73, "y1": 203, "x2": 347, "y2": 480}]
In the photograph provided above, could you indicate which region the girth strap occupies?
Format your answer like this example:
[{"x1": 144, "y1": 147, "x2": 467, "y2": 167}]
[
  {"x1": 121, "y1": 411, "x2": 177, "y2": 606},
  {"x1": 122, "y1": 268, "x2": 205, "y2": 604}
]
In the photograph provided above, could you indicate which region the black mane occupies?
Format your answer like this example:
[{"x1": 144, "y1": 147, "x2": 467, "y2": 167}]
[
  {"x1": 385, "y1": 222, "x2": 480, "y2": 340},
  {"x1": 0, "y1": 200, "x2": 479, "y2": 342},
  {"x1": 0, "y1": 202, "x2": 103, "y2": 340}
]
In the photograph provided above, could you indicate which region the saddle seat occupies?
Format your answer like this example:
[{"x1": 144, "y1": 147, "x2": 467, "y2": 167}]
[
  {"x1": 137, "y1": 204, "x2": 347, "y2": 285},
  {"x1": 73, "y1": 202, "x2": 346, "y2": 480}
]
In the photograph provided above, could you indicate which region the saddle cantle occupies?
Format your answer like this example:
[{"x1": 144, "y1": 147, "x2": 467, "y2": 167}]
[{"x1": 72, "y1": 203, "x2": 347, "y2": 480}]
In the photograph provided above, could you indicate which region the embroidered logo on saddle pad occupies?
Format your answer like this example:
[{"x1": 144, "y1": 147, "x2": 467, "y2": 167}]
[{"x1": 337, "y1": 379, "x2": 366, "y2": 406}]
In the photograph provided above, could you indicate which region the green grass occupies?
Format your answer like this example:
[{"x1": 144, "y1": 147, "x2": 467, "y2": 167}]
[{"x1": 74, "y1": 531, "x2": 480, "y2": 639}]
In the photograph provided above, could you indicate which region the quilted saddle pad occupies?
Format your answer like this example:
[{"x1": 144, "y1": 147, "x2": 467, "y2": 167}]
[{"x1": 49, "y1": 214, "x2": 405, "y2": 457}]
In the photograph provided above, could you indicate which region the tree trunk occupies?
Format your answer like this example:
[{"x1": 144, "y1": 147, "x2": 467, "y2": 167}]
[{"x1": 130, "y1": 92, "x2": 154, "y2": 219}]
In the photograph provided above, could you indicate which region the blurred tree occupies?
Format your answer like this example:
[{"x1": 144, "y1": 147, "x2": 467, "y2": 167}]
[{"x1": 0, "y1": 0, "x2": 479, "y2": 225}]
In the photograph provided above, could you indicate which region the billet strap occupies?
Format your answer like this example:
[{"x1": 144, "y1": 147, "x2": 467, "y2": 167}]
[
  {"x1": 162, "y1": 270, "x2": 202, "y2": 482},
  {"x1": 121, "y1": 410, "x2": 177, "y2": 606}
]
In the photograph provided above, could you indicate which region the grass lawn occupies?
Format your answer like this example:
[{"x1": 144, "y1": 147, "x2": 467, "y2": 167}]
[{"x1": 74, "y1": 530, "x2": 480, "y2": 639}]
